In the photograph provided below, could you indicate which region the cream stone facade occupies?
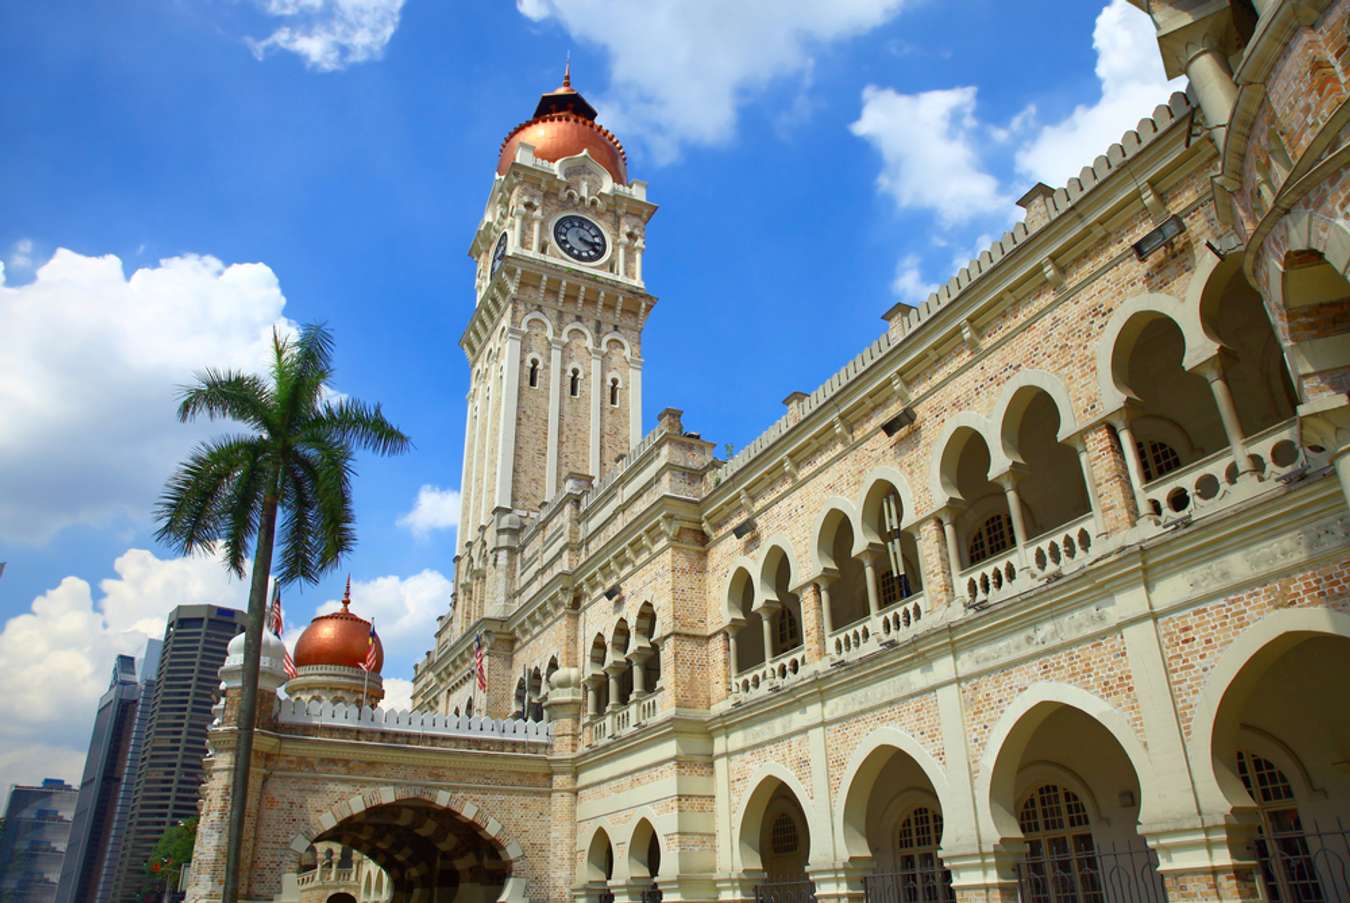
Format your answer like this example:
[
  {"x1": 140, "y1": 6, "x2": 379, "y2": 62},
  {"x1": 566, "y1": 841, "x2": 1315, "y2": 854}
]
[{"x1": 187, "y1": 4, "x2": 1350, "y2": 902}]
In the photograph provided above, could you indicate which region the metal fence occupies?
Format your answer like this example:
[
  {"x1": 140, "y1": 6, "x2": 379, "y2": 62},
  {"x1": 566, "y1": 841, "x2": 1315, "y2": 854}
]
[
  {"x1": 754, "y1": 879, "x2": 817, "y2": 903},
  {"x1": 863, "y1": 865, "x2": 955, "y2": 902},
  {"x1": 1261, "y1": 819, "x2": 1350, "y2": 903},
  {"x1": 1014, "y1": 840, "x2": 1168, "y2": 903},
  {"x1": 641, "y1": 884, "x2": 664, "y2": 903}
]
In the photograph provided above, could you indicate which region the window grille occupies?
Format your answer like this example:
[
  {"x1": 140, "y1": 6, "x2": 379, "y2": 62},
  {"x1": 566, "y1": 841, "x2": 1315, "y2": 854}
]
[
  {"x1": 1017, "y1": 785, "x2": 1103, "y2": 903},
  {"x1": 771, "y1": 814, "x2": 799, "y2": 855},
  {"x1": 776, "y1": 609, "x2": 800, "y2": 649},
  {"x1": 1136, "y1": 439, "x2": 1182, "y2": 482},
  {"x1": 1238, "y1": 751, "x2": 1325, "y2": 903},
  {"x1": 892, "y1": 806, "x2": 955, "y2": 902},
  {"x1": 968, "y1": 513, "x2": 1014, "y2": 566}
]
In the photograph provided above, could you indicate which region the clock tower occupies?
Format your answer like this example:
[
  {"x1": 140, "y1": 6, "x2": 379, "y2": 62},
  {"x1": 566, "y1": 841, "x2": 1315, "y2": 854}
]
[{"x1": 450, "y1": 66, "x2": 658, "y2": 631}]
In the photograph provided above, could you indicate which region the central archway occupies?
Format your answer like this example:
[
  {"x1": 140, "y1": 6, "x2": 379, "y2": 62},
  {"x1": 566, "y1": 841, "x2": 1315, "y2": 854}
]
[{"x1": 308, "y1": 797, "x2": 512, "y2": 902}]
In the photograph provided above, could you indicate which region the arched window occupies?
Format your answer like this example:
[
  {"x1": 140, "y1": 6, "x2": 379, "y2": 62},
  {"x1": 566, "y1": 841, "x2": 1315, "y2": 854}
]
[
  {"x1": 968, "y1": 513, "x2": 1014, "y2": 565},
  {"x1": 1136, "y1": 439, "x2": 1181, "y2": 482},
  {"x1": 1018, "y1": 784, "x2": 1102, "y2": 903},
  {"x1": 895, "y1": 807, "x2": 954, "y2": 902},
  {"x1": 609, "y1": 377, "x2": 620, "y2": 406},
  {"x1": 1237, "y1": 751, "x2": 1325, "y2": 903},
  {"x1": 775, "y1": 607, "x2": 800, "y2": 650},
  {"x1": 569, "y1": 368, "x2": 581, "y2": 397},
  {"x1": 465, "y1": 698, "x2": 474, "y2": 718},
  {"x1": 528, "y1": 359, "x2": 539, "y2": 388},
  {"x1": 771, "y1": 813, "x2": 799, "y2": 855}
]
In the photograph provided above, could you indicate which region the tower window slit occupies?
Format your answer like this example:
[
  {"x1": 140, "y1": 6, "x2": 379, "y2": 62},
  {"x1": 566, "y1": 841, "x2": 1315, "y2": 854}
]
[
  {"x1": 609, "y1": 377, "x2": 620, "y2": 406},
  {"x1": 569, "y1": 368, "x2": 580, "y2": 397},
  {"x1": 528, "y1": 359, "x2": 539, "y2": 388}
]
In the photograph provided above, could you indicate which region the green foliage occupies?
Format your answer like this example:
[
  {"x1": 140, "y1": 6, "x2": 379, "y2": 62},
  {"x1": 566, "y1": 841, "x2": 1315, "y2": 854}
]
[
  {"x1": 155, "y1": 323, "x2": 412, "y2": 584},
  {"x1": 144, "y1": 817, "x2": 197, "y2": 889}
]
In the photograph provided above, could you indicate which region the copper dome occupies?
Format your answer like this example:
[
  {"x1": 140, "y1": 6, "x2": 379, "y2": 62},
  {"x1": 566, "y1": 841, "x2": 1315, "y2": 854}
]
[
  {"x1": 294, "y1": 579, "x2": 384, "y2": 673},
  {"x1": 497, "y1": 66, "x2": 627, "y2": 184}
]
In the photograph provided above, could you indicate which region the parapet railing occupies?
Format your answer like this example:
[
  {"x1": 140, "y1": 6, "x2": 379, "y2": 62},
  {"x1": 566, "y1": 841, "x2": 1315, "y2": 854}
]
[{"x1": 275, "y1": 699, "x2": 552, "y2": 744}]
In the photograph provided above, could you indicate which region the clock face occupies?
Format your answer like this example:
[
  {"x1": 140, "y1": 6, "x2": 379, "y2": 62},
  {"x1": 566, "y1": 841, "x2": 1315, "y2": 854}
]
[
  {"x1": 489, "y1": 232, "x2": 508, "y2": 276},
  {"x1": 553, "y1": 215, "x2": 607, "y2": 263}
]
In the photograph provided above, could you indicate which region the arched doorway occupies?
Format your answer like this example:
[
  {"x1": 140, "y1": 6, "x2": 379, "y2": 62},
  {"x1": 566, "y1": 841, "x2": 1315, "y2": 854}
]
[
  {"x1": 309, "y1": 797, "x2": 510, "y2": 902},
  {"x1": 629, "y1": 817, "x2": 663, "y2": 897},
  {"x1": 739, "y1": 775, "x2": 814, "y2": 899},
  {"x1": 839, "y1": 738, "x2": 952, "y2": 903},
  {"x1": 326, "y1": 894, "x2": 357, "y2": 903},
  {"x1": 583, "y1": 827, "x2": 615, "y2": 903},
  {"x1": 986, "y1": 695, "x2": 1164, "y2": 903},
  {"x1": 1205, "y1": 625, "x2": 1350, "y2": 902}
]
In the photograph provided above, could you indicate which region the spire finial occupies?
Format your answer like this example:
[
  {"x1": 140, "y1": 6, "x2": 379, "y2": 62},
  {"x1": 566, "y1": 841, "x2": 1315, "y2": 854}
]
[
  {"x1": 563, "y1": 52, "x2": 571, "y2": 88},
  {"x1": 341, "y1": 575, "x2": 352, "y2": 611}
]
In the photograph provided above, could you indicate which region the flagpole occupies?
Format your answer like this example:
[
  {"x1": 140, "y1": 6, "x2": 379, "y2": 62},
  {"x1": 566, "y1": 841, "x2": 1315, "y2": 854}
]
[{"x1": 362, "y1": 616, "x2": 374, "y2": 718}]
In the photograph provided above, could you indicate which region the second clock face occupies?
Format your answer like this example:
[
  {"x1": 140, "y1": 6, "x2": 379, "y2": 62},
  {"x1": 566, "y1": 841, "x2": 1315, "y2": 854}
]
[{"x1": 553, "y1": 215, "x2": 607, "y2": 263}]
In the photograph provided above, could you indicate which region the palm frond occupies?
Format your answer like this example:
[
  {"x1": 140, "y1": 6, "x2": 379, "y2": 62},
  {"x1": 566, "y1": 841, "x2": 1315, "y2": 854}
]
[
  {"x1": 154, "y1": 436, "x2": 264, "y2": 554},
  {"x1": 219, "y1": 444, "x2": 271, "y2": 578},
  {"x1": 293, "y1": 440, "x2": 357, "y2": 572},
  {"x1": 275, "y1": 459, "x2": 320, "y2": 586},
  {"x1": 175, "y1": 369, "x2": 275, "y2": 431},
  {"x1": 308, "y1": 398, "x2": 412, "y2": 457}
]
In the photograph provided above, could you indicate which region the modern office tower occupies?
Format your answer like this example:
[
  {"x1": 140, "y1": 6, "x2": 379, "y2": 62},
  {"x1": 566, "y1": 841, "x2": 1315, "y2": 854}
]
[
  {"x1": 110, "y1": 605, "x2": 244, "y2": 903},
  {"x1": 100, "y1": 639, "x2": 160, "y2": 903},
  {"x1": 0, "y1": 778, "x2": 79, "y2": 903},
  {"x1": 53, "y1": 638, "x2": 162, "y2": 903}
]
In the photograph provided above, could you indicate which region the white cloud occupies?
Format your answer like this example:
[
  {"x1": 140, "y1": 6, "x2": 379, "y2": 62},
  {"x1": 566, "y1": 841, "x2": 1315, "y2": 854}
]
[
  {"x1": 1015, "y1": 0, "x2": 1183, "y2": 186},
  {"x1": 396, "y1": 485, "x2": 461, "y2": 538},
  {"x1": 0, "y1": 248, "x2": 295, "y2": 544},
  {"x1": 316, "y1": 570, "x2": 452, "y2": 667},
  {"x1": 516, "y1": 0, "x2": 907, "y2": 162},
  {"x1": 850, "y1": 85, "x2": 1011, "y2": 226},
  {"x1": 380, "y1": 677, "x2": 413, "y2": 711},
  {"x1": 890, "y1": 255, "x2": 937, "y2": 303},
  {"x1": 249, "y1": 0, "x2": 405, "y2": 72},
  {"x1": 0, "y1": 549, "x2": 249, "y2": 792},
  {"x1": 7, "y1": 238, "x2": 33, "y2": 272}
]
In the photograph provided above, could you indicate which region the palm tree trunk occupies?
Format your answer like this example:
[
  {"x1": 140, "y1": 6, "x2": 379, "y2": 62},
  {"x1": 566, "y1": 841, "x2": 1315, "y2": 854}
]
[{"x1": 221, "y1": 485, "x2": 280, "y2": 903}]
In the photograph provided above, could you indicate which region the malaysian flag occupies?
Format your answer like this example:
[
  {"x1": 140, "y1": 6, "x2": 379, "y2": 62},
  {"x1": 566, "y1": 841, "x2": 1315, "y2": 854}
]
[
  {"x1": 473, "y1": 633, "x2": 487, "y2": 691},
  {"x1": 358, "y1": 620, "x2": 379, "y2": 673},
  {"x1": 266, "y1": 584, "x2": 297, "y2": 679}
]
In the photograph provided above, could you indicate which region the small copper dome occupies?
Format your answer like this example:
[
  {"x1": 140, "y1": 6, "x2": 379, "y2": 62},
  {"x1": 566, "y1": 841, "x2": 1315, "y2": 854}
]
[
  {"x1": 497, "y1": 65, "x2": 627, "y2": 184},
  {"x1": 294, "y1": 578, "x2": 384, "y2": 673}
]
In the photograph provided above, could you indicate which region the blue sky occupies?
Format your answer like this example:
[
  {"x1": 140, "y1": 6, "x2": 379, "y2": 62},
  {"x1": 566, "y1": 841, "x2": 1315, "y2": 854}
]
[{"x1": 0, "y1": 0, "x2": 1180, "y2": 791}]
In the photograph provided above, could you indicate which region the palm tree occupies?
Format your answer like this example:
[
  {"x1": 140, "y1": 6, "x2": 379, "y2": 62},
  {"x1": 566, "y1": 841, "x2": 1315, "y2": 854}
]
[{"x1": 155, "y1": 323, "x2": 410, "y2": 903}]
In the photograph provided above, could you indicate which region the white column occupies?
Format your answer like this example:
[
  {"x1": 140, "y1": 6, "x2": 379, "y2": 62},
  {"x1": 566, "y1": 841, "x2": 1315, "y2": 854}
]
[
  {"x1": 999, "y1": 473, "x2": 1030, "y2": 570},
  {"x1": 545, "y1": 338, "x2": 562, "y2": 500},
  {"x1": 940, "y1": 510, "x2": 964, "y2": 592},
  {"x1": 1184, "y1": 39, "x2": 1238, "y2": 152},
  {"x1": 1112, "y1": 414, "x2": 1154, "y2": 519},
  {"x1": 628, "y1": 356, "x2": 644, "y2": 450},
  {"x1": 457, "y1": 386, "x2": 476, "y2": 554},
  {"x1": 633, "y1": 238, "x2": 645, "y2": 283},
  {"x1": 493, "y1": 328, "x2": 523, "y2": 510},
  {"x1": 589, "y1": 348, "x2": 603, "y2": 478},
  {"x1": 1199, "y1": 357, "x2": 1255, "y2": 476},
  {"x1": 475, "y1": 373, "x2": 495, "y2": 529},
  {"x1": 860, "y1": 551, "x2": 882, "y2": 617}
]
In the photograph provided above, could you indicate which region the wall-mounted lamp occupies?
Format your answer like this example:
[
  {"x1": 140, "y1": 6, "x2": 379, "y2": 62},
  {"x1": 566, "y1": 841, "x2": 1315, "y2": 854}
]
[
  {"x1": 603, "y1": 584, "x2": 621, "y2": 601},
  {"x1": 880, "y1": 407, "x2": 918, "y2": 437},
  {"x1": 732, "y1": 519, "x2": 756, "y2": 539},
  {"x1": 1132, "y1": 214, "x2": 1185, "y2": 260}
]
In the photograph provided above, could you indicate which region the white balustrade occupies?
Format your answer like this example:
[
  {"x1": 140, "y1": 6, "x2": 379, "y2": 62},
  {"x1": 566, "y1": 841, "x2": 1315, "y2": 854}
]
[
  {"x1": 276, "y1": 698, "x2": 552, "y2": 744},
  {"x1": 1026, "y1": 511, "x2": 1098, "y2": 577},
  {"x1": 731, "y1": 647, "x2": 810, "y2": 698},
  {"x1": 828, "y1": 591, "x2": 929, "y2": 660},
  {"x1": 1140, "y1": 419, "x2": 1310, "y2": 524},
  {"x1": 960, "y1": 546, "x2": 1022, "y2": 607}
]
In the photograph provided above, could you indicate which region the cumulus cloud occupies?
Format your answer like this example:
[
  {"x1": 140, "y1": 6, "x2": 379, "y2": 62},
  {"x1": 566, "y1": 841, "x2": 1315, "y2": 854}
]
[
  {"x1": 890, "y1": 255, "x2": 938, "y2": 304},
  {"x1": 7, "y1": 238, "x2": 34, "y2": 272},
  {"x1": 1015, "y1": 0, "x2": 1184, "y2": 186},
  {"x1": 380, "y1": 677, "x2": 414, "y2": 711},
  {"x1": 396, "y1": 485, "x2": 461, "y2": 538},
  {"x1": 249, "y1": 0, "x2": 405, "y2": 72},
  {"x1": 316, "y1": 570, "x2": 452, "y2": 668},
  {"x1": 516, "y1": 0, "x2": 908, "y2": 162},
  {"x1": 0, "y1": 248, "x2": 294, "y2": 544},
  {"x1": 850, "y1": 85, "x2": 1011, "y2": 226},
  {"x1": 0, "y1": 549, "x2": 249, "y2": 792}
]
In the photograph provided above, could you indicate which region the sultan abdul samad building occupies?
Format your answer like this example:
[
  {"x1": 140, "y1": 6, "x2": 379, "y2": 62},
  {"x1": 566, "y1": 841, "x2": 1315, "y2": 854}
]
[{"x1": 188, "y1": 2, "x2": 1350, "y2": 901}]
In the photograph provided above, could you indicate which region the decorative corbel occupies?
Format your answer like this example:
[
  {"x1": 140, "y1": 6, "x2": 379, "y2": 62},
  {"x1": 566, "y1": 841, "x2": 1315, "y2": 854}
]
[
  {"x1": 783, "y1": 457, "x2": 799, "y2": 482},
  {"x1": 1138, "y1": 181, "x2": 1168, "y2": 225},
  {"x1": 960, "y1": 318, "x2": 981, "y2": 351},
  {"x1": 1041, "y1": 257, "x2": 1065, "y2": 289},
  {"x1": 890, "y1": 372, "x2": 912, "y2": 403},
  {"x1": 832, "y1": 414, "x2": 852, "y2": 443}
]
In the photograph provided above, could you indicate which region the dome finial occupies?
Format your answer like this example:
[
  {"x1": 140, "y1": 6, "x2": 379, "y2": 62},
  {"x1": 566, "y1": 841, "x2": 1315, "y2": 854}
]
[
  {"x1": 341, "y1": 575, "x2": 351, "y2": 611},
  {"x1": 563, "y1": 52, "x2": 571, "y2": 89}
]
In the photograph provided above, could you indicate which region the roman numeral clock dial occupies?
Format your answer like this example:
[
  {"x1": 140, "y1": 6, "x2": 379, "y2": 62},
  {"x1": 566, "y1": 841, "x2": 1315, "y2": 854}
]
[{"x1": 553, "y1": 214, "x2": 607, "y2": 263}]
